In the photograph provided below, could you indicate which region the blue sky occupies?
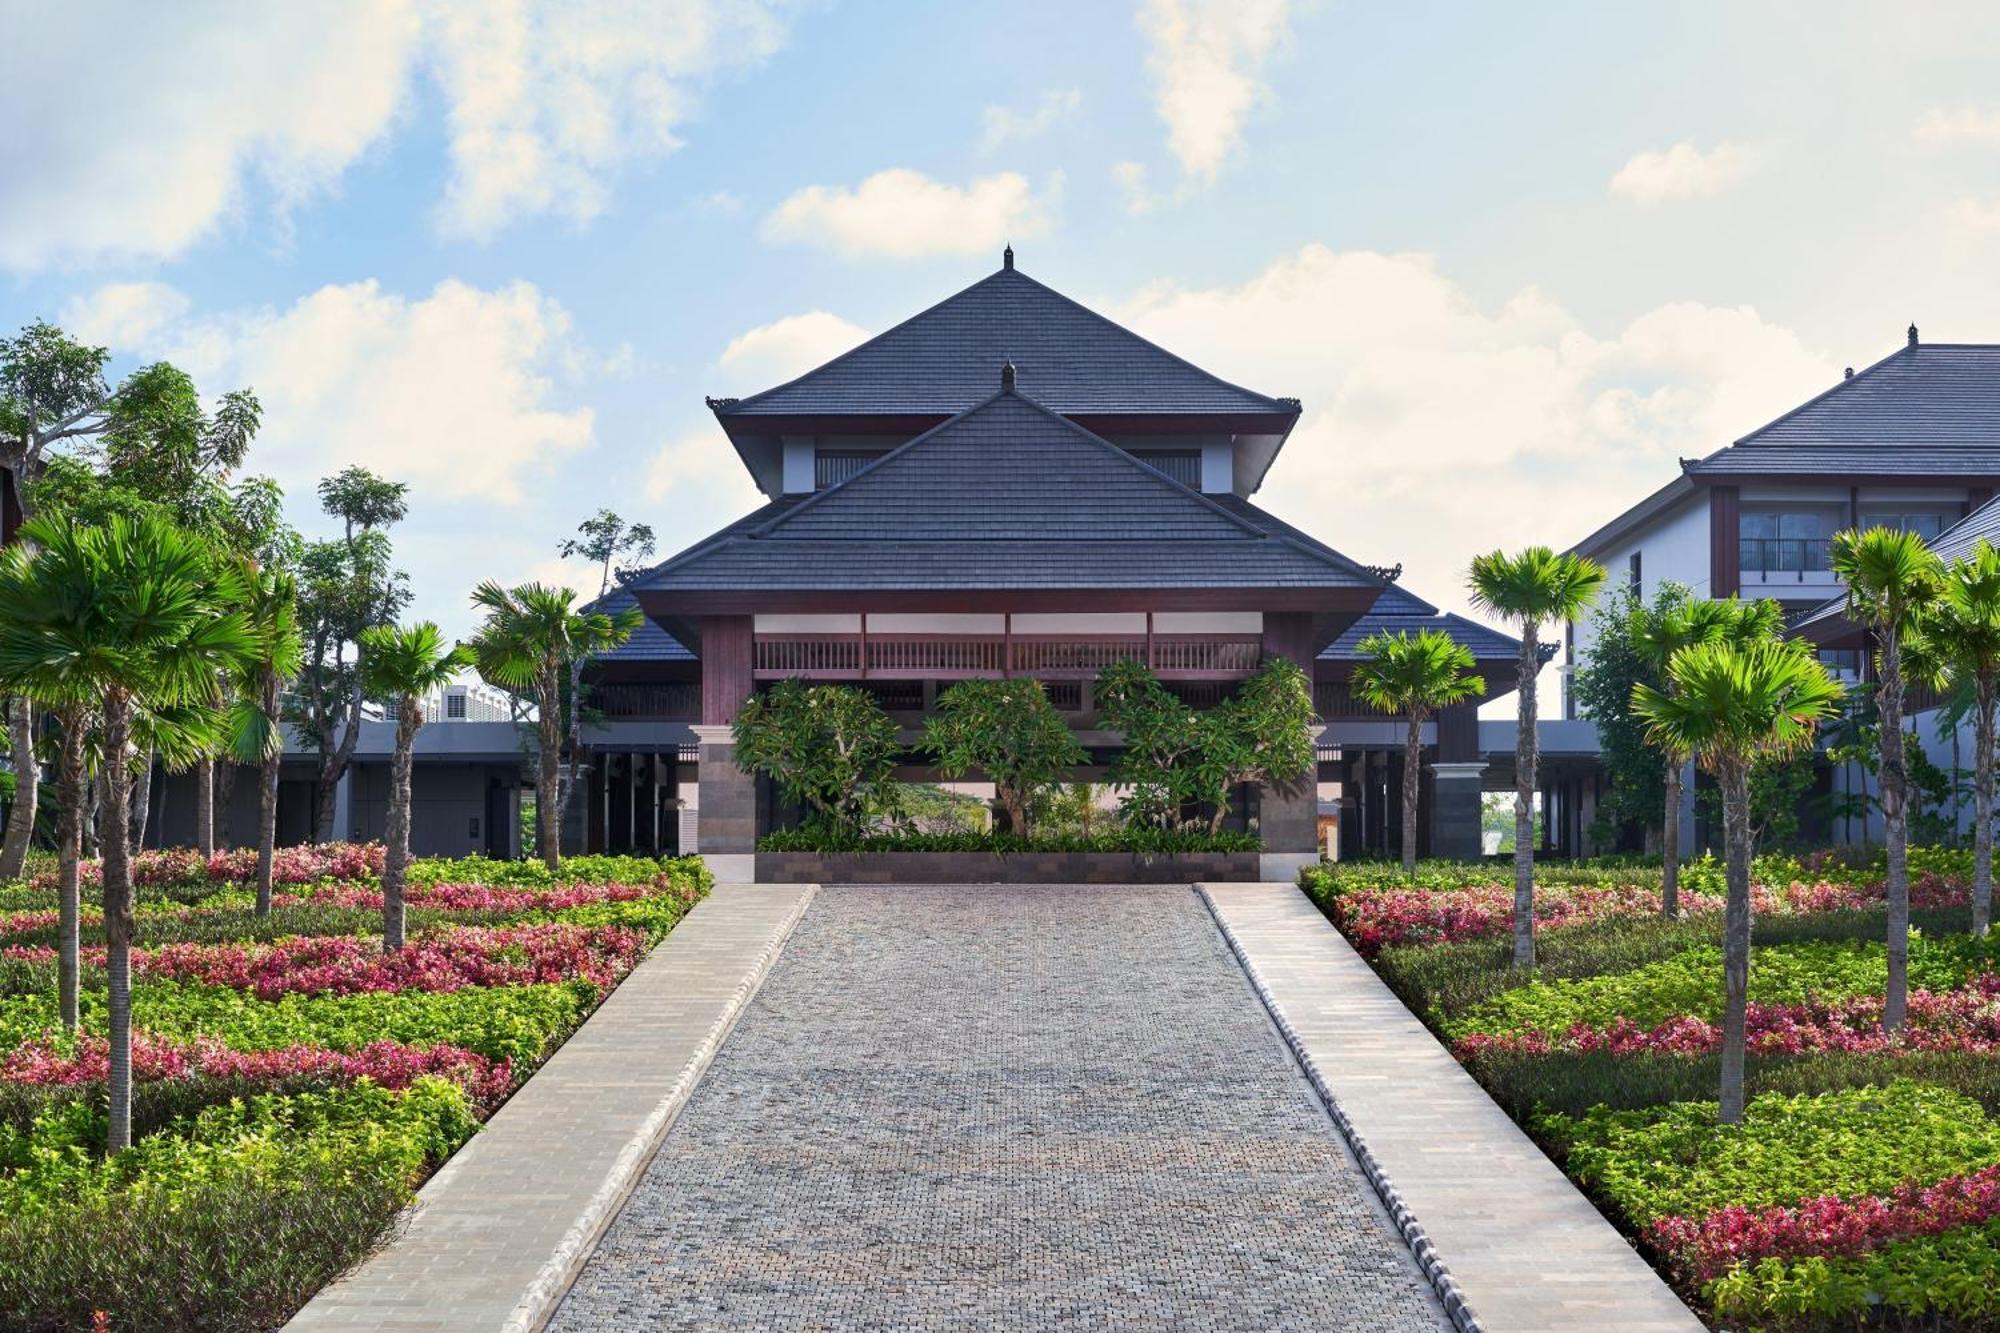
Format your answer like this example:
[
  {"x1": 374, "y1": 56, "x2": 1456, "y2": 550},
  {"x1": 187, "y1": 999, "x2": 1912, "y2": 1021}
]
[{"x1": 6, "y1": 1, "x2": 2000, "y2": 651}]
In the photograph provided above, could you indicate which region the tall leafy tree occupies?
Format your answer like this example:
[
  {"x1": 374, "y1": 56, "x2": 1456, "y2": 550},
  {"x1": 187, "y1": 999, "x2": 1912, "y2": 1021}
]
[
  {"x1": 1910, "y1": 540, "x2": 2000, "y2": 935},
  {"x1": 561, "y1": 509, "x2": 657, "y2": 598},
  {"x1": 925, "y1": 678, "x2": 1087, "y2": 835},
  {"x1": 1468, "y1": 546, "x2": 1607, "y2": 967},
  {"x1": 1353, "y1": 629, "x2": 1485, "y2": 874},
  {"x1": 1634, "y1": 638, "x2": 1842, "y2": 1123},
  {"x1": 1630, "y1": 596, "x2": 1784, "y2": 914},
  {"x1": 0, "y1": 513, "x2": 252, "y2": 1152},
  {"x1": 360, "y1": 623, "x2": 474, "y2": 949},
  {"x1": 297, "y1": 467, "x2": 409, "y2": 842},
  {"x1": 229, "y1": 565, "x2": 303, "y2": 915},
  {"x1": 468, "y1": 582, "x2": 640, "y2": 869},
  {"x1": 1833, "y1": 526, "x2": 1944, "y2": 1030}
]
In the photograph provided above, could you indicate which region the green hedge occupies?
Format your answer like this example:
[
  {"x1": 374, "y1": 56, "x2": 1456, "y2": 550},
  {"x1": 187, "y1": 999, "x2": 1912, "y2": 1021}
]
[{"x1": 756, "y1": 826, "x2": 1259, "y2": 853}]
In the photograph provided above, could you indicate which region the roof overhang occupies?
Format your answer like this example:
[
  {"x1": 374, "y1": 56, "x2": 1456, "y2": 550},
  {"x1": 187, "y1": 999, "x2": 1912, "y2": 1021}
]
[{"x1": 1566, "y1": 475, "x2": 1696, "y2": 559}]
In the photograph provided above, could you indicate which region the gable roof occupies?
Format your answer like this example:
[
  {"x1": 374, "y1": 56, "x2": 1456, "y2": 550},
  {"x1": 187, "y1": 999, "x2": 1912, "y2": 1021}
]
[
  {"x1": 1793, "y1": 492, "x2": 2000, "y2": 646},
  {"x1": 711, "y1": 261, "x2": 1298, "y2": 421},
  {"x1": 1687, "y1": 341, "x2": 2000, "y2": 478},
  {"x1": 635, "y1": 387, "x2": 1378, "y2": 595}
]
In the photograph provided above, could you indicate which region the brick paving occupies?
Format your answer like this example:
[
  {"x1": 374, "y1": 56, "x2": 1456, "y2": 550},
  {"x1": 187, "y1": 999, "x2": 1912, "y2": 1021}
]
[
  {"x1": 1202, "y1": 883, "x2": 1704, "y2": 1333},
  {"x1": 550, "y1": 883, "x2": 1446, "y2": 1332}
]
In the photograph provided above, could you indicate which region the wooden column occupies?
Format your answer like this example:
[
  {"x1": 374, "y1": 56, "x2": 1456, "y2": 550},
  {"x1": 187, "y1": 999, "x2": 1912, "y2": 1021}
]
[
  {"x1": 699, "y1": 616, "x2": 754, "y2": 725},
  {"x1": 1708, "y1": 485, "x2": 1741, "y2": 597},
  {"x1": 695, "y1": 615, "x2": 759, "y2": 858},
  {"x1": 1258, "y1": 611, "x2": 1320, "y2": 875}
]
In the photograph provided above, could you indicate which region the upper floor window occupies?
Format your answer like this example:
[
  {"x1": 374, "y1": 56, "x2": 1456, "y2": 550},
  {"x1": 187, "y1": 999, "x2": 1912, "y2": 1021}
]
[
  {"x1": 1627, "y1": 550, "x2": 1642, "y2": 595},
  {"x1": 815, "y1": 450, "x2": 885, "y2": 489},
  {"x1": 1130, "y1": 449, "x2": 1201, "y2": 488},
  {"x1": 1862, "y1": 510, "x2": 1948, "y2": 540},
  {"x1": 1740, "y1": 509, "x2": 1834, "y2": 574}
]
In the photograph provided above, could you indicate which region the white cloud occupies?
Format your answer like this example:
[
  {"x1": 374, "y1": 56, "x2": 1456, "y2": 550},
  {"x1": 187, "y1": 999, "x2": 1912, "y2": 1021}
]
[
  {"x1": 0, "y1": 0, "x2": 791, "y2": 269},
  {"x1": 74, "y1": 277, "x2": 595, "y2": 504},
  {"x1": 1916, "y1": 106, "x2": 2000, "y2": 144},
  {"x1": 1608, "y1": 141, "x2": 1762, "y2": 204},
  {"x1": 1945, "y1": 196, "x2": 2000, "y2": 234},
  {"x1": 1116, "y1": 244, "x2": 1834, "y2": 622},
  {"x1": 761, "y1": 169, "x2": 1060, "y2": 259},
  {"x1": 645, "y1": 426, "x2": 763, "y2": 511},
  {"x1": 60, "y1": 283, "x2": 192, "y2": 348},
  {"x1": 979, "y1": 89, "x2": 1082, "y2": 152},
  {"x1": 718, "y1": 311, "x2": 868, "y2": 388},
  {"x1": 1111, "y1": 161, "x2": 1162, "y2": 215},
  {"x1": 424, "y1": 0, "x2": 789, "y2": 238},
  {"x1": 1136, "y1": 0, "x2": 1292, "y2": 182}
]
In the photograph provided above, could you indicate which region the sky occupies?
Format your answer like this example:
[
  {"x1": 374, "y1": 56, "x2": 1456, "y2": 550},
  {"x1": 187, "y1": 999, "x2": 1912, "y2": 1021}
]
[{"x1": 7, "y1": 1, "x2": 2000, "y2": 669}]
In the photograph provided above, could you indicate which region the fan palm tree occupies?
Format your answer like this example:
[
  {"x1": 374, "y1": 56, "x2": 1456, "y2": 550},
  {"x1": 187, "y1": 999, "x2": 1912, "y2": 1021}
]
[
  {"x1": 1631, "y1": 596, "x2": 1784, "y2": 915},
  {"x1": 467, "y1": 582, "x2": 640, "y2": 871},
  {"x1": 1634, "y1": 638, "x2": 1842, "y2": 1122},
  {"x1": 1832, "y1": 526, "x2": 1944, "y2": 1029},
  {"x1": 1352, "y1": 629, "x2": 1485, "y2": 874},
  {"x1": 1910, "y1": 540, "x2": 2000, "y2": 935},
  {"x1": 360, "y1": 622, "x2": 473, "y2": 949},
  {"x1": 0, "y1": 512, "x2": 251, "y2": 1152},
  {"x1": 228, "y1": 564, "x2": 302, "y2": 916},
  {"x1": 1468, "y1": 546, "x2": 1608, "y2": 967}
]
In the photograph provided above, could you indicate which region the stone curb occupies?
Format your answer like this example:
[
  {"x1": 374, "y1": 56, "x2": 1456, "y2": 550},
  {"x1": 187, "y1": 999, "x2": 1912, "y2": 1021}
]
[
  {"x1": 515, "y1": 881, "x2": 818, "y2": 1332},
  {"x1": 1198, "y1": 883, "x2": 1483, "y2": 1333}
]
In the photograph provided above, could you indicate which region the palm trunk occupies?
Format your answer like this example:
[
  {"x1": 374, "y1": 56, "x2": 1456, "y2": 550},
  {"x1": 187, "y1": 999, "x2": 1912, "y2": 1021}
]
[
  {"x1": 1661, "y1": 756, "x2": 1683, "y2": 916},
  {"x1": 55, "y1": 714, "x2": 84, "y2": 1030},
  {"x1": 128, "y1": 745, "x2": 153, "y2": 855},
  {"x1": 383, "y1": 697, "x2": 417, "y2": 950},
  {"x1": 1719, "y1": 758, "x2": 1754, "y2": 1125},
  {"x1": 1512, "y1": 625, "x2": 1541, "y2": 968},
  {"x1": 1975, "y1": 672, "x2": 1996, "y2": 937},
  {"x1": 256, "y1": 754, "x2": 280, "y2": 916},
  {"x1": 0, "y1": 696, "x2": 37, "y2": 881},
  {"x1": 194, "y1": 754, "x2": 214, "y2": 859},
  {"x1": 314, "y1": 682, "x2": 365, "y2": 842},
  {"x1": 1402, "y1": 711, "x2": 1423, "y2": 875},
  {"x1": 101, "y1": 690, "x2": 135, "y2": 1154},
  {"x1": 555, "y1": 656, "x2": 586, "y2": 844},
  {"x1": 216, "y1": 760, "x2": 238, "y2": 848},
  {"x1": 1879, "y1": 629, "x2": 1910, "y2": 1030},
  {"x1": 537, "y1": 665, "x2": 562, "y2": 872},
  {"x1": 81, "y1": 773, "x2": 99, "y2": 859}
]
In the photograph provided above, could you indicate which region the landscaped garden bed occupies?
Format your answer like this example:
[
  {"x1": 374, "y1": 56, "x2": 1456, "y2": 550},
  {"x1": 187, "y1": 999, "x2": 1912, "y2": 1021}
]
[
  {"x1": 0, "y1": 842, "x2": 709, "y2": 1332},
  {"x1": 1303, "y1": 849, "x2": 2000, "y2": 1328}
]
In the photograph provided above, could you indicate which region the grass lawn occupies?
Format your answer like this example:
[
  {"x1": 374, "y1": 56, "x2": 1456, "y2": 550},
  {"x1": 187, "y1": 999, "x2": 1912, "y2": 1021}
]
[
  {"x1": 0, "y1": 843, "x2": 709, "y2": 1332},
  {"x1": 1304, "y1": 848, "x2": 2000, "y2": 1329}
]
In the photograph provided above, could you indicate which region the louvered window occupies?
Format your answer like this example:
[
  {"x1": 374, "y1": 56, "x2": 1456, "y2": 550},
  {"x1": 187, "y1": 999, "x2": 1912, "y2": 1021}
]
[
  {"x1": 1130, "y1": 450, "x2": 1201, "y2": 487},
  {"x1": 815, "y1": 450, "x2": 883, "y2": 488}
]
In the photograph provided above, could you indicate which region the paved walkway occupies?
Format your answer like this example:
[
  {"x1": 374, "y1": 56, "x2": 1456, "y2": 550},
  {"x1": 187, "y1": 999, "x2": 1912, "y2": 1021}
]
[
  {"x1": 1201, "y1": 883, "x2": 1704, "y2": 1333},
  {"x1": 549, "y1": 884, "x2": 1446, "y2": 1332},
  {"x1": 286, "y1": 882, "x2": 817, "y2": 1333}
]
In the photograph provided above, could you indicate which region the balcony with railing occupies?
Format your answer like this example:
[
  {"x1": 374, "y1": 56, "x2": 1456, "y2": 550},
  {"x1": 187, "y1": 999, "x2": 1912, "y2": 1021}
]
[
  {"x1": 1739, "y1": 536, "x2": 1839, "y2": 588},
  {"x1": 751, "y1": 632, "x2": 1263, "y2": 681}
]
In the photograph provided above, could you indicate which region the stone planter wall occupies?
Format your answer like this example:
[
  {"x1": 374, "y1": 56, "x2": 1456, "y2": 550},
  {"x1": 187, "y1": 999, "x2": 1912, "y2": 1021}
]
[{"x1": 753, "y1": 850, "x2": 1262, "y2": 884}]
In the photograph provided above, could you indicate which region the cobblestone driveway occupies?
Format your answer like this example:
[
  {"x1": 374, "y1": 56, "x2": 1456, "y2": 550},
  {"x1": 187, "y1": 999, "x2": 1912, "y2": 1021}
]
[{"x1": 549, "y1": 884, "x2": 1446, "y2": 1332}]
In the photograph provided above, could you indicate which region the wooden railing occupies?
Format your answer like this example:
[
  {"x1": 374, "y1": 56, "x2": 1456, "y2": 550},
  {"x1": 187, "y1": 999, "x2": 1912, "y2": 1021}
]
[{"x1": 752, "y1": 633, "x2": 1263, "y2": 681}]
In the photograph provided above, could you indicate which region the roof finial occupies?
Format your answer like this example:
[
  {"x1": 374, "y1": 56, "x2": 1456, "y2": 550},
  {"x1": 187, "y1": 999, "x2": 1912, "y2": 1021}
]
[
  {"x1": 1909, "y1": 322, "x2": 1920, "y2": 347},
  {"x1": 1002, "y1": 243, "x2": 1014, "y2": 270},
  {"x1": 1844, "y1": 366, "x2": 1854, "y2": 379},
  {"x1": 1000, "y1": 359, "x2": 1017, "y2": 391}
]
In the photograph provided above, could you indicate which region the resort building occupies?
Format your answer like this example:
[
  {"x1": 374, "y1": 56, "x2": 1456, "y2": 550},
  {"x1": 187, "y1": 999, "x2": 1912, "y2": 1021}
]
[
  {"x1": 577, "y1": 251, "x2": 1570, "y2": 874},
  {"x1": 1568, "y1": 328, "x2": 2000, "y2": 845}
]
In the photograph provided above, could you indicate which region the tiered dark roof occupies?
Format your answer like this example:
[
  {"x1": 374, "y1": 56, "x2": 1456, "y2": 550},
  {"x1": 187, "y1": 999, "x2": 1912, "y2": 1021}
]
[
  {"x1": 1794, "y1": 493, "x2": 2000, "y2": 645},
  {"x1": 711, "y1": 263, "x2": 1297, "y2": 421},
  {"x1": 635, "y1": 388, "x2": 1378, "y2": 596},
  {"x1": 1320, "y1": 583, "x2": 1531, "y2": 663},
  {"x1": 1686, "y1": 341, "x2": 2000, "y2": 478}
]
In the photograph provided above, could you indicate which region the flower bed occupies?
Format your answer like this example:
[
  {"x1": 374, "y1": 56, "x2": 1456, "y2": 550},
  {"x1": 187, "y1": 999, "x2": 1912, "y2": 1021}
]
[
  {"x1": 1302, "y1": 851, "x2": 2000, "y2": 1328},
  {"x1": 0, "y1": 844, "x2": 709, "y2": 1331}
]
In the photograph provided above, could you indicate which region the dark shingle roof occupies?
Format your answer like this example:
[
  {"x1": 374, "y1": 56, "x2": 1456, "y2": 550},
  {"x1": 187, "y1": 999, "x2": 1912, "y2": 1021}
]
[
  {"x1": 1687, "y1": 343, "x2": 2000, "y2": 478},
  {"x1": 638, "y1": 389, "x2": 1377, "y2": 594},
  {"x1": 588, "y1": 589, "x2": 692, "y2": 662},
  {"x1": 713, "y1": 264, "x2": 1296, "y2": 420},
  {"x1": 1320, "y1": 601, "x2": 1524, "y2": 662},
  {"x1": 1792, "y1": 494, "x2": 2000, "y2": 644}
]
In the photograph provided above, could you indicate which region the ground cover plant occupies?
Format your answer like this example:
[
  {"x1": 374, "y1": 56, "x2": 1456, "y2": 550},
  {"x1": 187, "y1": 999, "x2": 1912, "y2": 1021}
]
[
  {"x1": 0, "y1": 841, "x2": 708, "y2": 1331},
  {"x1": 1303, "y1": 851, "x2": 2000, "y2": 1327}
]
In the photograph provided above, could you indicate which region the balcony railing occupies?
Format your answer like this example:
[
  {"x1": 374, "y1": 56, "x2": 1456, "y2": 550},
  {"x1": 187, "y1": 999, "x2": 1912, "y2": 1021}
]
[
  {"x1": 1740, "y1": 537, "x2": 1833, "y2": 578},
  {"x1": 752, "y1": 633, "x2": 1264, "y2": 681},
  {"x1": 589, "y1": 682, "x2": 700, "y2": 719}
]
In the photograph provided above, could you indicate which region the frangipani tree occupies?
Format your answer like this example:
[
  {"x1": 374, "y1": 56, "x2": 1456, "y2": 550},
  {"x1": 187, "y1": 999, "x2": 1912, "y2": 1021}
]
[
  {"x1": 1832, "y1": 526, "x2": 1944, "y2": 1029},
  {"x1": 925, "y1": 678, "x2": 1086, "y2": 836},
  {"x1": 1468, "y1": 546, "x2": 1607, "y2": 968},
  {"x1": 1910, "y1": 539, "x2": 2000, "y2": 935},
  {"x1": 1630, "y1": 596, "x2": 1784, "y2": 915},
  {"x1": 468, "y1": 581, "x2": 640, "y2": 870},
  {"x1": 1634, "y1": 638, "x2": 1842, "y2": 1123},
  {"x1": 1353, "y1": 629, "x2": 1485, "y2": 874},
  {"x1": 0, "y1": 513, "x2": 252, "y2": 1153},
  {"x1": 732, "y1": 679, "x2": 901, "y2": 835},
  {"x1": 360, "y1": 622, "x2": 474, "y2": 950}
]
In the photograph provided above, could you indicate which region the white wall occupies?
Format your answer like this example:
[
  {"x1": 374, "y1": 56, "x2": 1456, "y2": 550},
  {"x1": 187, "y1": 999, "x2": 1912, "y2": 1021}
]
[{"x1": 1569, "y1": 490, "x2": 1711, "y2": 714}]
